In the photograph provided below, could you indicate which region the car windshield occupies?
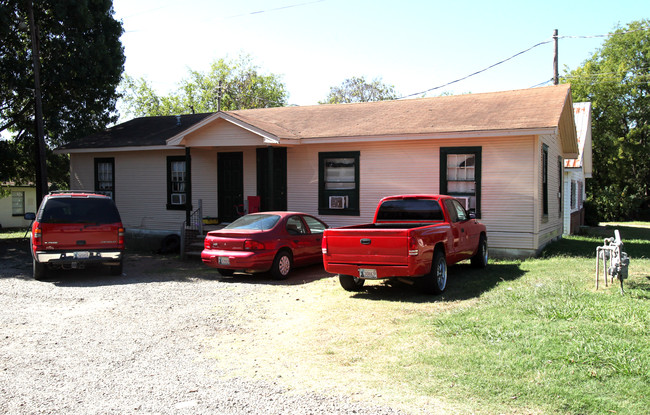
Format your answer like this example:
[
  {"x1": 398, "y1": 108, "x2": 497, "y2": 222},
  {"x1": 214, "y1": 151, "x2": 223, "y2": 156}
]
[
  {"x1": 39, "y1": 197, "x2": 121, "y2": 224},
  {"x1": 225, "y1": 214, "x2": 281, "y2": 230}
]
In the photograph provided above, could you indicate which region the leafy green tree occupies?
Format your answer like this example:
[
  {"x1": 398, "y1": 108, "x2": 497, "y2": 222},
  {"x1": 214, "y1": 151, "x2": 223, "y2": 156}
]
[
  {"x1": 121, "y1": 55, "x2": 288, "y2": 116},
  {"x1": 320, "y1": 76, "x2": 397, "y2": 104},
  {"x1": 563, "y1": 20, "x2": 650, "y2": 220},
  {"x1": 0, "y1": 0, "x2": 125, "y2": 189}
]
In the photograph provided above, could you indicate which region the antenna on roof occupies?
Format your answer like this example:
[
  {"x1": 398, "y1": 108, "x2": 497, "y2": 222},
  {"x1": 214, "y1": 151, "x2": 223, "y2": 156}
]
[{"x1": 217, "y1": 80, "x2": 223, "y2": 112}]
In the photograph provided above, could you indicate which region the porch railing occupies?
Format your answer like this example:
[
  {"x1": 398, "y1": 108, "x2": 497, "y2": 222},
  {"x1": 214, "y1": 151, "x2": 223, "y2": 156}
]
[{"x1": 180, "y1": 199, "x2": 203, "y2": 259}]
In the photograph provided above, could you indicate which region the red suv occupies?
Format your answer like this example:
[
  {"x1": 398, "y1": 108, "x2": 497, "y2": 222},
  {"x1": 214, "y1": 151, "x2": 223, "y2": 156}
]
[{"x1": 25, "y1": 191, "x2": 125, "y2": 280}]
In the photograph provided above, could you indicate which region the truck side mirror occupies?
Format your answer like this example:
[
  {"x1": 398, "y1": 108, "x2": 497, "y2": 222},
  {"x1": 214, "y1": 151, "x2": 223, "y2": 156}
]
[
  {"x1": 468, "y1": 210, "x2": 477, "y2": 220},
  {"x1": 24, "y1": 212, "x2": 36, "y2": 221}
]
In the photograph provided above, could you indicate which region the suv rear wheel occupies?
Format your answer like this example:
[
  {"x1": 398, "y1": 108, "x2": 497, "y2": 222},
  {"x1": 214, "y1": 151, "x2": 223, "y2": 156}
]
[{"x1": 33, "y1": 258, "x2": 47, "y2": 280}]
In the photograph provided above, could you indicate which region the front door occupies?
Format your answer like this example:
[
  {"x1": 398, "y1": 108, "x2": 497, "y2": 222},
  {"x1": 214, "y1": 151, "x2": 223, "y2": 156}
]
[
  {"x1": 256, "y1": 147, "x2": 287, "y2": 211},
  {"x1": 218, "y1": 152, "x2": 243, "y2": 222}
]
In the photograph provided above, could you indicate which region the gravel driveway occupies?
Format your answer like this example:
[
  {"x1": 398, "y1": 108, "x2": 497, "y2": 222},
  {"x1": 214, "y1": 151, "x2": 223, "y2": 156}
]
[{"x1": 0, "y1": 239, "x2": 408, "y2": 414}]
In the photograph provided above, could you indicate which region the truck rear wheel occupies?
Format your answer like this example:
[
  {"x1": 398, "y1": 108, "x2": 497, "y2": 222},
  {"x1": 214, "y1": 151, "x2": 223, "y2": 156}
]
[
  {"x1": 339, "y1": 274, "x2": 365, "y2": 291},
  {"x1": 420, "y1": 250, "x2": 447, "y2": 294},
  {"x1": 471, "y1": 236, "x2": 488, "y2": 268}
]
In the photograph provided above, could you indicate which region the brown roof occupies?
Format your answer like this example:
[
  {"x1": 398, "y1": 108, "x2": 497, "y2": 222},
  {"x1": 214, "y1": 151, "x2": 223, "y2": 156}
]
[
  {"x1": 228, "y1": 84, "x2": 574, "y2": 139},
  {"x1": 59, "y1": 85, "x2": 578, "y2": 156}
]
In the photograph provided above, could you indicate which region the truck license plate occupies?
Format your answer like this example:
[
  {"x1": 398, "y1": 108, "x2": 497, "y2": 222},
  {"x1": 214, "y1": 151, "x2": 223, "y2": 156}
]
[
  {"x1": 218, "y1": 257, "x2": 230, "y2": 266},
  {"x1": 74, "y1": 251, "x2": 90, "y2": 259},
  {"x1": 359, "y1": 268, "x2": 377, "y2": 279}
]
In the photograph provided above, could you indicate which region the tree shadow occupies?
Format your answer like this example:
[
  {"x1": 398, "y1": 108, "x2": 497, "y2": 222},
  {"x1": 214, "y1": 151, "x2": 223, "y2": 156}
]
[
  {"x1": 348, "y1": 262, "x2": 527, "y2": 303},
  {"x1": 542, "y1": 225, "x2": 650, "y2": 259}
]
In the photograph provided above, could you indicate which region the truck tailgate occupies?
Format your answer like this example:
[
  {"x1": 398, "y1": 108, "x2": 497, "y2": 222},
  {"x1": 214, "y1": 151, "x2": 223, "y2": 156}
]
[
  {"x1": 41, "y1": 223, "x2": 121, "y2": 250},
  {"x1": 324, "y1": 228, "x2": 409, "y2": 265}
]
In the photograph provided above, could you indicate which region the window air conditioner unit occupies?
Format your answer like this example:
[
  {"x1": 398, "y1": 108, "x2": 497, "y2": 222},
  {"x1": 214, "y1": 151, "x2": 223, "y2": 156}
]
[
  {"x1": 454, "y1": 196, "x2": 470, "y2": 210},
  {"x1": 329, "y1": 195, "x2": 348, "y2": 209}
]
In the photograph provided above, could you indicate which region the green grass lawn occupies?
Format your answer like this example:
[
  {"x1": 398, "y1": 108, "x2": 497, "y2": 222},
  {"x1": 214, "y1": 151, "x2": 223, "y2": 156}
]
[
  {"x1": 0, "y1": 227, "x2": 30, "y2": 239},
  {"x1": 391, "y1": 223, "x2": 650, "y2": 414},
  {"x1": 202, "y1": 222, "x2": 649, "y2": 414}
]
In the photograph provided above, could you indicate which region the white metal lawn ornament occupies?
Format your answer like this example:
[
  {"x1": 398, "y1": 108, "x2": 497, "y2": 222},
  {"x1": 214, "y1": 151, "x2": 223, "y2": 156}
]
[{"x1": 595, "y1": 230, "x2": 630, "y2": 294}]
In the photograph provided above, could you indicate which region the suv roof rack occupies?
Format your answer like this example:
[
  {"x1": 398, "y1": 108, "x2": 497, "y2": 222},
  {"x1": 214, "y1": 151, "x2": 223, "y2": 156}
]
[
  {"x1": 48, "y1": 190, "x2": 110, "y2": 197},
  {"x1": 49, "y1": 190, "x2": 103, "y2": 194}
]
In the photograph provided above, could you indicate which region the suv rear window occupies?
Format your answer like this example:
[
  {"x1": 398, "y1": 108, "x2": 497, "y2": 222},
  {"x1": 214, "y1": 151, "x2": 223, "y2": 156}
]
[{"x1": 38, "y1": 197, "x2": 121, "y2": 224}]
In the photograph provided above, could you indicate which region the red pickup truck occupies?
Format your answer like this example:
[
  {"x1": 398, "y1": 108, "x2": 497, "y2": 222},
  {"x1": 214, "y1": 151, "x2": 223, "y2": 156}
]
[{"x1": 321, "y1": 194, "x2": 487, "y2": 294}]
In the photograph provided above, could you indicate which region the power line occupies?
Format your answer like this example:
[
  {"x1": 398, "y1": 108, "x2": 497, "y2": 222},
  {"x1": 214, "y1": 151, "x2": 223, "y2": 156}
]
[
  {"x1": 398, "y1": 26, "x2": 650, "y2": 100},
  {"x1": 397, "y1": 39, "x2": 553, "y2": 99}
]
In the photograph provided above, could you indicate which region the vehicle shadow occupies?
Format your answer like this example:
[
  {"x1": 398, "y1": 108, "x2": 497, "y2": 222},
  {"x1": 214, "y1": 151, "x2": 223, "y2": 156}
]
[
  {"x1": 215, "y1": 263, "x2": 332, "y2": 286},
  {"x1": 348, "y1": 262, "x2": 527, "y2": 303}
]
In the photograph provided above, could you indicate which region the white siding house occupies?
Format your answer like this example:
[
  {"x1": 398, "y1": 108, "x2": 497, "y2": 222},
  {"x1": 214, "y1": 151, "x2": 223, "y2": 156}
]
[
  {"x1": 0, "y1": 185, "x2": 37, "y2": 228},
  {"x1": 563, "y1": 102, "x2": 593, "y2": 235},
  {"x1": 58, "y1": 85, "x2": 581, "y2": 258}
]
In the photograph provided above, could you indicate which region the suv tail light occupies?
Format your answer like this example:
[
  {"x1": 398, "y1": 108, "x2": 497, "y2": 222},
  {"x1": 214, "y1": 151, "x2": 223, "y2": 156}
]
[
  {"x1": 118, "y1": 227, "x2": 125, "y2": 247},
  {"x1": 33, "y1": 223, "x2": 42, "y2": 249}
]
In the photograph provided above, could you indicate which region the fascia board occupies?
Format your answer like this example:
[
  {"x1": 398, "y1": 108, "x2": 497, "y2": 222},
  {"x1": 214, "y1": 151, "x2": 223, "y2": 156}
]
[{"x1": 55, "y1": 145, "x2": 184, "y2": 154}]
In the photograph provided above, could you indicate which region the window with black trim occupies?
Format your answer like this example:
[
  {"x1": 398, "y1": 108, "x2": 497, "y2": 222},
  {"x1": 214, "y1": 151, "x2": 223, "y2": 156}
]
[
  {"x1": 11, "y1": 191, "x2": 25, "y2": 216},
  {"x1": 167, "y1": 156, "x2": 188, "y2": 210},
  {"x1": 440, "y1": 147, "x2": 481, "y2": 218},
  {"x1": 94, "y1": 158, "x2": 115, "y2": 199},
  {"x1": 318, "y1": 151, "x2": 359, "y2": 216}
]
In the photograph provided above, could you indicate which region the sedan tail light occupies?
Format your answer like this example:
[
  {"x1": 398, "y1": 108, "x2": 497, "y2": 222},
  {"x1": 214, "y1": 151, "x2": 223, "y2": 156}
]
[{"x1": 243, "y1": 240, "x2": 265, "y2": 251}]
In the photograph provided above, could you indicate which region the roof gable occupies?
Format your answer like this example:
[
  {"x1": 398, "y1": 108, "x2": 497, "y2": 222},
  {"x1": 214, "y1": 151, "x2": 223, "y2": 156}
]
[{"x1": 565, "y1": 102, "x2": 593, "y2": 174}]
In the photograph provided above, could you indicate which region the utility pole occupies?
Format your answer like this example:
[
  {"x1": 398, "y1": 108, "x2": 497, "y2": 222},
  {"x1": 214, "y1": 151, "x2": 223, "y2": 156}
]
[
  {"x1": 553, "y1": 29, "x2": 559, "y2": 85},
  {"x1": 27, "y1": 1, "x2": 48, "y2": 206}
]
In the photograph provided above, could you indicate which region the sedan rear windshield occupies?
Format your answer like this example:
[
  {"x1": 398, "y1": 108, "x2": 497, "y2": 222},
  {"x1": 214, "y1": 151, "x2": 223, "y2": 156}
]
[
  {"x1": 38, "y1": 197, "x2": 121, "y2": 224},
  {"x1": 376, "y1": 199, "x2": 444, "y2": 221},
  {"x1": 225, "y1": 214, "x2": 280, "y2": 230}
]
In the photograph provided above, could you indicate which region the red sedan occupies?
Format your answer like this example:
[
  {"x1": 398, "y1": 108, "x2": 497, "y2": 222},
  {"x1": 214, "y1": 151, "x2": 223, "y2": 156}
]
[{"x1": 201, "y1": 212, "x2": 328, "y2": 279}]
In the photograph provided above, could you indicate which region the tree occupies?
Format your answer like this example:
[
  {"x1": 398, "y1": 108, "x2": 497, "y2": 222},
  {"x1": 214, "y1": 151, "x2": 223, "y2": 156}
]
[
  {"x1": 319, "y1": 76, "x2": 397, "y2": 104},
  {"x1": 120, "y1": 55, "x2": 288, "y2": 116},
  {"x1": 0, "y1": 0, "x2": 125, "y2": 190},
  {"x1": 563, "y1": 20, "x2": 650, "y2": 220}
]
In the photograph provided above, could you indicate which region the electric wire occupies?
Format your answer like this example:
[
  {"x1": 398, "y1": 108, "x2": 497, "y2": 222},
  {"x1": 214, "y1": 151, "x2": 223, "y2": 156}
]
[{"x1": 397, "y1": 26, "x2": 650, "y2": 100}]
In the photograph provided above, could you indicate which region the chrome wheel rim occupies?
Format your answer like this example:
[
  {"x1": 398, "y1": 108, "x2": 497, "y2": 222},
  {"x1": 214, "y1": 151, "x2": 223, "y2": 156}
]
[
  {"x1": 278, "y1": 255, "x2": 291, "y2": 276},
  {"x1": 436, "y1": 260, "x2": 447, "y2": 290}
]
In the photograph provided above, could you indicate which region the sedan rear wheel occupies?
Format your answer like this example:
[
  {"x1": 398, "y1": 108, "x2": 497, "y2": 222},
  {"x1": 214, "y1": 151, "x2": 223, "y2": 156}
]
[{"x1": 271, "y1": 250, "x2": 293, "y2": 280}]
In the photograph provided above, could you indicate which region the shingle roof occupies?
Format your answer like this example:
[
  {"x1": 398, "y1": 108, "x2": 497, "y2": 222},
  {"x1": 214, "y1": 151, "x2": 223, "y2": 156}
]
[
  {"x1": 59, "y1": 84, "x2": 576, "y2": 150},
  {"x1": 58, "y1": 113, "x2": 214, "y2": 149},
  {"x1": 227, "y1": 84, "x2": 574, "y2": 139}
]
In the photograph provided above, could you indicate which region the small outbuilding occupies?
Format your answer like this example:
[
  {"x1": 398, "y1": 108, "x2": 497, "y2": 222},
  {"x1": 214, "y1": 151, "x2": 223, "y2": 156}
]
[{"x1": 57, "y1": 84, "x2": 580, "y2": 257}]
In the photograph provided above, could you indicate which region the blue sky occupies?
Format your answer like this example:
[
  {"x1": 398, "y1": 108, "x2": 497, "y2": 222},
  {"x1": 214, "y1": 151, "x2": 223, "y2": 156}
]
[{"x1": 113, "y1": 0, "x2": 649, "y2": 108}]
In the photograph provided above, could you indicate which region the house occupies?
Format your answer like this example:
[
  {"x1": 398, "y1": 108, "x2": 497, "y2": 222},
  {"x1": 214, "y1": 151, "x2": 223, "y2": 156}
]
[
  {"x1": 563, "y1": 102, "x2": 592, "y2": 235},
  {"x1": 0, "y1": 185, "x2": 37, "y2": 228},
  {"x1": 57, "y1": 84, "x2": 579, "y2": 258}
]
